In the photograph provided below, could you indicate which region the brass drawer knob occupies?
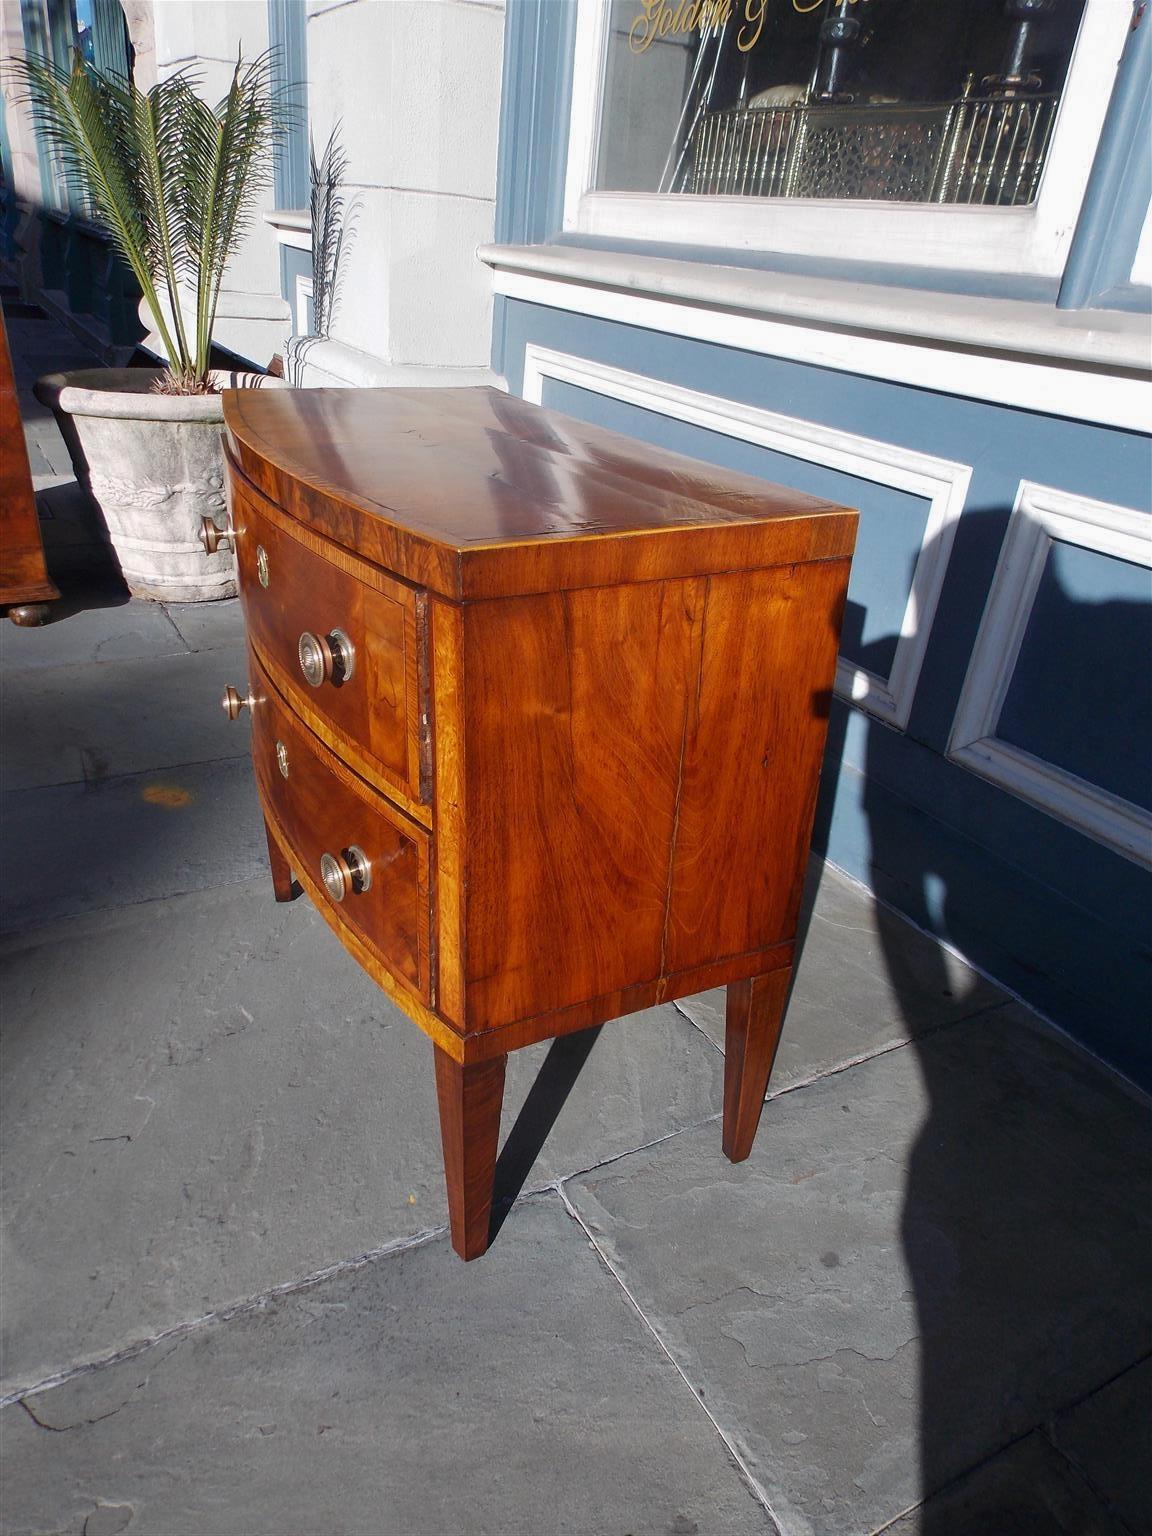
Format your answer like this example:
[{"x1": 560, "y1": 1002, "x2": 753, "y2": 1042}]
[
  {"x1": 200, "y1": 516, "x2": 233, "y2": 555},
  {"x1": 221, "y1": 684, "x2": 256, "y2": 720},
  {"x1": 298, "y1": 628, "x2": 355, "y2": 688},
  {"x1": 319, "y1": 846, "x2": 372, "y2": 903}
]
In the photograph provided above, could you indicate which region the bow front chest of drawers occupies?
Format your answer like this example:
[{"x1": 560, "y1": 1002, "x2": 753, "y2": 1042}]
[{"x1": 219, "y1": 387, "x2": 856, "y2": 1259}]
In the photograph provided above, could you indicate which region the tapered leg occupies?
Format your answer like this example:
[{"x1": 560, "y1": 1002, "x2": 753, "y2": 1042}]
[
  {"x1": 723, "y1": 967, "x2": 792, "y2": 1162},
  {"x1": 434, "y1": 1045, "x2": 507, "y2": 1260},
  {"x1": 264, "y1": 819, "x2": 300, "y2": 902}
]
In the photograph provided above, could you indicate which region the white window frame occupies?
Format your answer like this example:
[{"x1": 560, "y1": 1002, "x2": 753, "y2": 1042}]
[
  {"x1": 948, "y1": 481, "x2": 1152, "y2": 869},
  {"x1": 563, "y1": 0, "x2": 1132, "y2": 279},
  {"x1": 294, "y1": 275, "x2": 314, "y2": 337}
]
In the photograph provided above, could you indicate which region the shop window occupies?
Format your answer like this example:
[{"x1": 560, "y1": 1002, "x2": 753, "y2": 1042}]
[
  {"x1": 26, "y1": 0, "x2": 131, "y2": 214},
  {"x1": 564, "y1": 0, "x2": 1130, "y2": 276},
  {"x1": 599, "y1": 0, "x2": 1086, "y2": 206}
]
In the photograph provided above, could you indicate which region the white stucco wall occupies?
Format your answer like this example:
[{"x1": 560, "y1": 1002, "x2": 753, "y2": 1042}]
[
  {"x1": 301, "y1": 0, "x2": 505, "y2": 378},
  {"x1": 1, "y1": 3, "x2": 43, "y2": 212},
  {"x1": 148, "y1": 0, "x2": 289, "y2": 365}
]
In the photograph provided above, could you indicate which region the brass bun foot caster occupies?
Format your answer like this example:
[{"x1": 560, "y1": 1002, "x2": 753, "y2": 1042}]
[{"x1": 8, "y1": 603, "x2": 52, "y2": 627}]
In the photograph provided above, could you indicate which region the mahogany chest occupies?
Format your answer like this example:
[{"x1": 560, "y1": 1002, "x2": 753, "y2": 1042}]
[{"x1": 219, "y1": 386, "x2": 856, "y2": 1259}]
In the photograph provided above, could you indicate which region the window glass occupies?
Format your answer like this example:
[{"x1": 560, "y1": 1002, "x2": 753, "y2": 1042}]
[
  {"x1": 74, "y1": 0, "x2": 97, "y2": 63},
  {"x1": 596, "y1": 0, "x2": 1087, "y2": 205}
]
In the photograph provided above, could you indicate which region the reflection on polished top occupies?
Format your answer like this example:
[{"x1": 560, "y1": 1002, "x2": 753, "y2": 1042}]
[{"x1": 222, "y1": 386, "x2": 856, "y2": 600}]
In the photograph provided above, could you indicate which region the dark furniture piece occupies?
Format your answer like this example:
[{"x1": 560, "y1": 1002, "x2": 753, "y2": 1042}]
[
  {"x1": 219, "y1": 386, "x2": 856, "y2": 1259},
  {"x1": 0, "y1": 311, "x2": 58, "y2": 625}
]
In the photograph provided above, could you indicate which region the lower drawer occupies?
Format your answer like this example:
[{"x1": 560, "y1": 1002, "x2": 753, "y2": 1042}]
[{"x1": 249, "y1": 649, "x2": 433, "y2": 1003}]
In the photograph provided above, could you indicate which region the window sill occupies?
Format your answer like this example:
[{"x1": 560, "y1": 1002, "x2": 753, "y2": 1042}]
[
  {"x1": 479, "y1": 243, "x2": 1151, "y2": 374},
  {"x1": 264, "y1": 208, "x2": 311, "y2": 252}
]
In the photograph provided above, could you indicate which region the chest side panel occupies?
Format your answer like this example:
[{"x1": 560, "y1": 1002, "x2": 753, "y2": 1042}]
[
  {"x1": 664, "y1": 558, "x2": 852, "y2": 972},
  {"x1": 460, "y1": 578, "x2": 706, "y2": 1032}
]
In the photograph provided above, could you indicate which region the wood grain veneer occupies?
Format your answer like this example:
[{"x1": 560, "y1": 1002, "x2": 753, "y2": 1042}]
[{"x1": 222, "y1": 386, "x2": 857, "y2": 1260}]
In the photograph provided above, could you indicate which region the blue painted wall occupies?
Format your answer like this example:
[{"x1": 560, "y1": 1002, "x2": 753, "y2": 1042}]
[
  {"x1": 997, "y1": 544, "x2": 1152, "y2": 810},
  {"x1": 491, "y1": 1, "x2": 1152, "y2": 1087},
  {"x1": 497, "y1": 301, "x2": 1152, "y2": 1087}
]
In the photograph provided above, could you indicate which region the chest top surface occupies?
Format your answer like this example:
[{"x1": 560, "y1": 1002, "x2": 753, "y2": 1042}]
[{"x1": 222, "y1": 386, "x2": 856, "y2": 601}]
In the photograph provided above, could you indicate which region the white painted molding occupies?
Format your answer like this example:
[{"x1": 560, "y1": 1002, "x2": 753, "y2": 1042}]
[
  {"x1": 484, "y1": 262, "x2": 1152, "y2": 433},
  {"x1": 282, "y1": 334, "x2": 504, "y2": 391},
  {"x1": 264, "y1": 208, "x2": 311, "y2": 253},
  {"x1": 521, "y1": 345, "x2": 972, "y2": 729},
  {"x1": 949, "y1": 481, "x2": 1152, "y2": 869},
  {"x1": 481, "y1": 245, "x2": 1151, "y2": 371},
  {"x1": 1131, "y1": 201, "x2": 1152, "y2": 290},
  {"x1": 563, "y1": 0, "x2": 1130, "y2": 281},
  {"x1": 294, "y1": 276, "x2": 314, "y2": 337}
]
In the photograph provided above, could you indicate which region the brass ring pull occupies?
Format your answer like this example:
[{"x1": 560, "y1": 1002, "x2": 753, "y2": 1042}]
[
  {"x1": 345, "y1": 844, "x2": 372, "y2": 893},
  {"x1": 319, "y1": 851, "x2": 349, "y2": 902},
  {"x1": 298, "y1": 631, "x2": 333, "y2": 688},
  {"x1": 320, "y1": 846, "x2": 371, "y2": 903},
  {"x1": 298, "y1": 629, "x2": 356, "y2": 688}
]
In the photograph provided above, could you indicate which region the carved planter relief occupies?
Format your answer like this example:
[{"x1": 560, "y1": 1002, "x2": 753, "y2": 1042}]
[{"x1": 35, "y1": 368, "x2": 285, "y2": 602}]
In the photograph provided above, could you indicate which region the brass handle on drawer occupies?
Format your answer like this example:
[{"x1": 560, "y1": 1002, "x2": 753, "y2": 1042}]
[
  {"x1": 298, "y1": 628, "x2": 356, "y2": 688},
  {"x1": 200, "y1": 516, "x2": 234, "y2": 554},
  {"x1": 319, "y1": 845, "x2": 372, "y2": 903},
  {"x1": 221, "y1": 684, "x2": 257, "y2": 720}
]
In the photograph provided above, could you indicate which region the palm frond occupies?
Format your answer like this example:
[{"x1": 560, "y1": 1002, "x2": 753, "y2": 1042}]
[
  {"x1": 13, "y1": 52, "x2": 182, "y2": 365},
  {"x1": 310, "y1": 121, "x2": 348, "y2": 337},
  {"x1": 178, "y1": 51, "x2": 283, "y2": 377},
  {"x1": 130, "y1": 74, "x2": 195, "y2": 368},
  {"x1": 13, "y1": 48, "x2": 284, "y2": 391}
]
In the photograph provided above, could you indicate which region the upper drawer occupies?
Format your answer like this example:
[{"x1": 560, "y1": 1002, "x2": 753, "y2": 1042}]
[{"x1": 227, "y1": 458, "x2": 428, "y2": 811}]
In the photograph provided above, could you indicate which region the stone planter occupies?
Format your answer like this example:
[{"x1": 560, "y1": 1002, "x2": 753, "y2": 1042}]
[{"x1": 34, "y1": 367, "x2": 285, "y2": 602}]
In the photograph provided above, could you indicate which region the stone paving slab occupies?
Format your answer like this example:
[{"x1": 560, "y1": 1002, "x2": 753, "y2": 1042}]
[
  {"x1": 28, "y1": 485, "x2": 119, "y2": 582},
  {"x1": 565, "y1": 1007, "x2": 1152, "y2": 1536},
  {"x1": 0, "y1": 598, "x2": 188, "y2": 673},
  {"x1": 163, "y1": 597, "x2": 250, "y2": 653},
  {"x1": 0, "y1": 1197, "x2": 772, "y2": 1536},
  {"x1": 882, "y1": 1431, "x2": 1126, "y2": 1535},
  {"x1": 1049, "y1": 1358, "x2": 1152, "y2": 1536},
  {"x1": 1, "y1": 644, "x2": 251, "y2": 790},
  {"x1": 675, "y1": 863, "x2": 1006, "y2": 1090},
  {"x1": 0, "y1": 878, "x2": 725, "y2": 1393},
  {"x1": 0, "y1": 756, "x2": 266, "y2": 930},
  {"x1": 23, "y1": 434, "x2": 56, "y2": 477}
]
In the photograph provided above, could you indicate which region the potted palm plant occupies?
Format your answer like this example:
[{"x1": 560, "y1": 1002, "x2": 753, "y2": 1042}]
[{"x1": 17, "y1": 50, "x2": 286, "y2": 601}]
